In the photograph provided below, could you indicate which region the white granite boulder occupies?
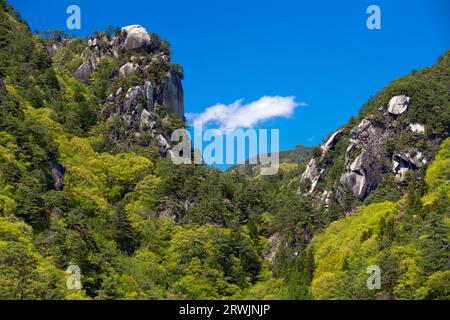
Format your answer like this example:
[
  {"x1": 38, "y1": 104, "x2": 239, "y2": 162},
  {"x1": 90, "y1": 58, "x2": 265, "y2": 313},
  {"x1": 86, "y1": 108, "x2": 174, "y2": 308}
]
[
  {"x1": 387, "y1": 95, "x2": 411, "y2": 115},
  {"x1": 121, "y1": 25, "x2": 151, "y2": 50},
  {"x1": 408, "y1": 122, "x2": 425, "y2": 134}
]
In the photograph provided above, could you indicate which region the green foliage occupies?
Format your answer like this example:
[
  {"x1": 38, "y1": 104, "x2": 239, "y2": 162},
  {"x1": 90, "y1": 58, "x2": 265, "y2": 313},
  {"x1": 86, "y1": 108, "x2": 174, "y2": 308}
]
[
  {"x1": 90, "y1": 57, "x2": 118, "y2": 100},
  {"x1": 0, "y1": 216, "x2": 68, "y2": 299},
  {"x1": 241, "y1": 277, "x2": 284, "y2": 300},
  {"x1": 0, "y1": 1, "x2": 448, "y2": 301},
  {"x1": 358, "y1": 50, "x2": 450, "y2": 137},
  {"x1": 308, "y1": 139, "x2": 450, "y2": 300},
  {"x1": 164, "y1": 114, "x2": 186, "y2": 133},
  {"x1": 425, "y1": 138, "x2": 450, "y2": 192},
  {"x1": 310, "y1": 202, "x2": 397, "y2": 299}
]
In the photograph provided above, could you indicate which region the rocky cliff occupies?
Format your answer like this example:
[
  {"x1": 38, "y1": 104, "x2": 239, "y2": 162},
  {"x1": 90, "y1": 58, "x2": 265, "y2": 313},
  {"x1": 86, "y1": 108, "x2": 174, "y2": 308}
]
[
  {"x1": 73, "y1": 25, "x2": 184, "y2": 117},
  {"x1": 0, "y1": 0, "x2": 448, "y2": 300},
  {"x1": 298, "y1": 52, "x2": 450, "y2": 213},
  {"x1": 46, "y1": 24, "x2": 186, "y2": 156}
]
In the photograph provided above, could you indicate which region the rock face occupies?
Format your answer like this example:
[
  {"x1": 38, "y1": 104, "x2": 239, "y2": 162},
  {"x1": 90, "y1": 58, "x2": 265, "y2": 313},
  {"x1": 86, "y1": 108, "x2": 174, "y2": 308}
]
[
  {"x1": 387, "y1": 95, "x2": 410, "y2": 115},
  {"x1": 298, "y1": 129, "x2": 342, "y2": 195},
  {"x1": 337, "y1": 116, "x2": 391, "y2": 200},
  {"x1": 157, "y1": 68, "x2": 184, "y2": 119},
  {"x1": 121, "y1": 25, "x2": 151, "y2": 50},
  {"x1": 50, "y1": 161, "x2": 65, "y2": 191},
  {"x1": 392, "y1": 151, "x2": 427, "y2": 180},
  {"x1": 69, "y1": 24, "x2": 185, "y2": 156},
  {"x1": 340, "y1": 152, "x2": 368, "y2": 199},
  {"x1": 265, "y1": 233, "x2": 281, "y2": 263},
  {"x1": 100, "y1": 79, "x2": 175, "y2": 156},
  {"x1": 140, "y1": 109, "x2": 153, "y2": 127},
  {"x1": 300, "y1": 159, "x2": 321, "y2": 195},
  {"x1": 156, "y1": 134, "x2": 172, "y2": 156},
  {"x1": 144, "y1": 81, "x2": 155, "y2": 111},
  {"x1": 122, "y1": 86, "x2": 145, "y2": 125},
  {"x1": 408, "y1": 122, "x2": 425, "y2": 134},
  {"x1": 299, "y1": 94, "x2": 438, "y2": 209},
  {"x1": 119, "y1": 62, "x2": 140, "y2": 77},
  {"x1": 74, "y1": 59, "x2": 93, "y2": 83},
  {"x1": 73, "y1": 45, "x2": 105, "y2": 83},
  {"x1": 72, "y1": 25, "x2": 184, "y2": 121}
]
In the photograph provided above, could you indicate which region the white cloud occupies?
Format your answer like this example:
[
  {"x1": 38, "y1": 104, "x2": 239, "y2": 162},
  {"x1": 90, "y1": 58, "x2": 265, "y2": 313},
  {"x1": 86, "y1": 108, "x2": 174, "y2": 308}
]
[{"x1": 187, "y1": 96, "x2": 305, "y2": 132}]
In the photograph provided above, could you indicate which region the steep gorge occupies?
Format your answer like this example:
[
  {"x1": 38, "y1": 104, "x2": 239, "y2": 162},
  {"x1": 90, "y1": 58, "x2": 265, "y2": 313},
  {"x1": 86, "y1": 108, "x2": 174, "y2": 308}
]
[{"x1": 0, "y1": 0, "x2": 449, "y2": 300}]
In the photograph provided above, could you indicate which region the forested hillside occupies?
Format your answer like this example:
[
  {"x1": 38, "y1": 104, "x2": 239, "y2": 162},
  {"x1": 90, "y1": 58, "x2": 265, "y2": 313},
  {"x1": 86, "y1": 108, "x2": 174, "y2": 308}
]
[
  {"x1": 227, "y1": 144, "x2": 313, "y2": 177},
  {"x1": 310, "y1": 139, "x2": 449, "y2": 299},
  {"x1": 0, "y1": 0, "x2": 448, "y2": 300}
]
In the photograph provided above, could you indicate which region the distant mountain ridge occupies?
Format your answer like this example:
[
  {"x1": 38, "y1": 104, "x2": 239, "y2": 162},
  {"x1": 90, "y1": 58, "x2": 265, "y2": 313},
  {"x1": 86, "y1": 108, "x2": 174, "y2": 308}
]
[{"x1": 227, "y1": 144, "x2": 314, "y2": 177}]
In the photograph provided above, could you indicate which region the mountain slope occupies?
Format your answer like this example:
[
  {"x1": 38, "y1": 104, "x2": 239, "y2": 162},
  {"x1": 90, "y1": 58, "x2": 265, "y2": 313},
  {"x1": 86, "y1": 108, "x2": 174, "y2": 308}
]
[
  {"x1": 310, "y1": 139, "x2": 449, "y2": 300},
  {"x1": 298, "y1": 51, "x2": 449, "y2": 214},
  {"x1": 227, "y1": 144, "x2": 313, "y2": 177},
  {"x1": 0, "y1": 1, "x2": 270, "y2": 299},
  {"x1": 0, "y1": 0, "x2": 448, "y2": 300},
  {"x1": 256, "y1": 52, "x2": 450, "y2": 300}
]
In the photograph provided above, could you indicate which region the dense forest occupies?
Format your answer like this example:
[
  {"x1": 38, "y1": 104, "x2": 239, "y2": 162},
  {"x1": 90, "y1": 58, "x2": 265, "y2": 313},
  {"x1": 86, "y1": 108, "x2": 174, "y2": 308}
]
[{"x1": 0, "y1": 0, "x2": 448, "y2": 300}]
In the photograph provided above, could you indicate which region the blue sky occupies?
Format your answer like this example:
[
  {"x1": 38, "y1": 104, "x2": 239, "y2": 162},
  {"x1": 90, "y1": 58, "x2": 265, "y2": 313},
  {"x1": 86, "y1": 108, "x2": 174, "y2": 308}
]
[{"x1": 9, "y1": 0, "x2": 450, "y2": 155}]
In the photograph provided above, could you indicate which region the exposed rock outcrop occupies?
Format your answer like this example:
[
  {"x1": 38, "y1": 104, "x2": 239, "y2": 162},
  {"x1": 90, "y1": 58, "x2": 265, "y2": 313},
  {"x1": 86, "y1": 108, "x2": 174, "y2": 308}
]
[
  {"x1": 387, "y1": 95, "x2": 410, "y2": 115},
  {"x1": 157, "y1": 68, "x2": 184, "y2": 119},
  {"x1": 300, "y1": 159, "x2": 321, "y2": 195},
  {"x1": 339, "y1": 152, "x2": 368, "y2": 199},
  {"x1": 72, "y1": 25, "x2": 184, "y2": 121},
  {"x1": 117, "y1": 85, "x2": 146, "y2": 127},
  {"x1": 74, "y1": 59, "x2": 93, "y2": 83},
  {"x1": 124, "y1": 86, "x2": 145, "y2": 112},
  {"x1": 392, "y1": 151, "x2": 427, "y2": 180},
  {"x1": 140, "y1": 109, "x2": 155, "y2": 128},
  {"x1": 119, "y1": 62, "x2": 140, "y2": 77},
  {"x1": 337, "y1": 116, "x2": 391, "y2": 200},
  {"x1": 50, "y1": 161, "x2": 65, "y2": 191},
  {"x1": 68, "y1": 24, "x2": 185, "y2": 157},
  {"x1": 266, "y1": 233, "x2": 281, "y2": 263},
  {"x1": 321, "y1": 190, "x2": 333, "y2": 209},
  {"x1": 144, "y1": 80, "x2": 155, "y2": 111},
  {"x1": 44, "y1": 38, "x2": 71, "y2": 56},
  {"x1": 299, "y1": 129, "x2": 342, "y2": 195},
  {"x1": 320, "y1": 129, "x2": 343, "y2": 157},
  {"x1": 106, "y1": 81, "x2": 157, "y2": 129},
  {"x1": 299, "y1": 93, "x2": 438, "y2": 209}
]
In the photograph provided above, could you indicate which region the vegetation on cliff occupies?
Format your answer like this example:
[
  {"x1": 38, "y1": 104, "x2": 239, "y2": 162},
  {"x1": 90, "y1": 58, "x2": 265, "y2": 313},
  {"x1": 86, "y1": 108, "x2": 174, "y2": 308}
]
[{"x1": 0, "y1": 1, "x2": 448, "y2": 300}]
